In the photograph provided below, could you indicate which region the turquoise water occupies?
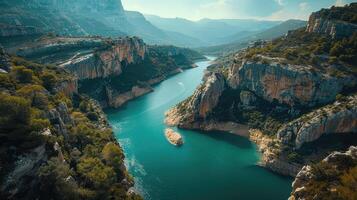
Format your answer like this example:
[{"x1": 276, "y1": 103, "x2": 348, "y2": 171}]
[{"x1": 106, "y1": 57, "x2": 292, "y2": 200}]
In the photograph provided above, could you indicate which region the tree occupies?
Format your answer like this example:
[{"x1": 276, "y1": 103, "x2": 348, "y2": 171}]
[
  {"x1": 77, "y1": 157, "x2": 116, "y2": 188},
  {"x1": 0, "y1": 93, "x2": 30, "y2": 131},
  {"x1": 38, "y1": 157, "x2": 81, "y2": 200},
  {"x1": 12, "y1": 66, "x2": 34, "y2": 83},
  {"x1": 102, "y1": 143, "x2": 124, "y2": 174},
  {"x1": 41, "y1": 71, "x2": 57, "y2": 91}
]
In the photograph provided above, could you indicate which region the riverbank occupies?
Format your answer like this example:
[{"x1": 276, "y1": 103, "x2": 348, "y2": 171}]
[
  {"x1": 107, "y1": 57, "x2": 292, "y2": 200},
  {"x1": 164, "y1": 108, "x2": 301, "y2": 177},
  {"x1": 105, "y1": 59, "x2": 208, "y2": 109}
]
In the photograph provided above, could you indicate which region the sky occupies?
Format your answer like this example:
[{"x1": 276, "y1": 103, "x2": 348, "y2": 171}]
[{"x1": 122, "y1": 0, "x2": 356, "y2": 21}]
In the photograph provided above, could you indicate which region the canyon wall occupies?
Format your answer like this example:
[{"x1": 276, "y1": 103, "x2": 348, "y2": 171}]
[
  {"x1": 306, "y1": 9, "x2": 357, "y2": 39},
  {"x1": 290, "y1": 146, "x2": 357, "y2": 200},
  {"x1": 61, "y1": 37, "x2": 147, "y2": 80},
  {"x1": 228, "y1": 61, "x2": 355, "y2": 107}
]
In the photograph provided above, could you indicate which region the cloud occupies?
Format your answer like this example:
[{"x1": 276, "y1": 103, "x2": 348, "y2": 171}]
[
  {"x1": 275, "y1": 0, "x2": 285, "y2": 6},
  {"x1": 299, "y1": 2, "x2": 310, "y2": 10},
  {"x1": 267, "y1": 2, "x2": 312, "y2": 20},
  {"x1": 335, "y1": 0, "x2": 347, "y2": 6}
]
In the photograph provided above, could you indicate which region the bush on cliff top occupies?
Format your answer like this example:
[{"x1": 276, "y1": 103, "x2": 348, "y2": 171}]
[{"x1": 0, "y1": 56, "x2": 141, "y2": 200}]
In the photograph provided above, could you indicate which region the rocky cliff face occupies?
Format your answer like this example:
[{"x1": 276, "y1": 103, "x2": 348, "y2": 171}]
[
  {"x1": 165, "y1": 4, "x2": 357, "y2": 181},
  {"x1": 0, "y1": 46, "x2": 11, "y2": 72},
  {"x1": 306, "y1": 6, "x2": 357, "y2": 39},
  {"x1": 228, "y1": 60, "x2": 356, "y2": 107},
  {"x1": 165, "y1": 72, "x2": 226, "y2": 127},
  {"x1": 278, "y1": 95, "x2": 357, "y2": 149},
  {"x1": 61, "y1": 37, "x2": 147, "y2": 80},
  {"x1": 12, "y1": 36, "x2": 147, "y2": 80},
  {"x1": 290, "y1": 146, "x2": 357, "y2": 200}
]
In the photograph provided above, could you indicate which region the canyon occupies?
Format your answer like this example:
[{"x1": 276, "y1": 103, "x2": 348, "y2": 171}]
[
  {"x1": 166, "y1": 3, "x2": 357, "y2": 181},
  {"x1": 0, "y1": 1, "x2": 356, "y2": 200}
]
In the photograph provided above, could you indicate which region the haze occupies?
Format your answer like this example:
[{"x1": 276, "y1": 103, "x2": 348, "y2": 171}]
[{"x1": 122, "y1": 0, "x2": 355, "y2": 20}]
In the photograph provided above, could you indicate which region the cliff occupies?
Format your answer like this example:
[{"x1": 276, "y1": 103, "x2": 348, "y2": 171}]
[
  {"x1": 290, "y1": 146, "x2": 357, "y2": 200},
  {"x1": 306, "y1": 3, "x2": 357, "y2": 39},
  {"x1": 165, "y1": 3, "x2": 357, "y2": 180},
  {"x1": 228, "y1": 59, "x2": 355, "y2": 107},
  {"x1": 60, "y1": 37, "x2": 147, "y2": 80},
  {"x1": 0, "y1": 51, "x2": 141, "y2": 199},
  {"x1": 278, "y1": 94, "x2": 357, "y2": 149},
  {"x1": 4, "y1": 34, "x2": 204, "y2": 109}
]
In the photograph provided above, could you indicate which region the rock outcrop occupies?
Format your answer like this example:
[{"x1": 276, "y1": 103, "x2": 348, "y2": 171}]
[
  {"x1": 278, "y1": 94, "x2": 357, "y2": 149},
  {"x1": 0, "y1": 45, "x2": 11, "y2": 72},
  {"x1": 250, "y1": 130, "x2": 302, "y2": 176},
  {"x1": 228, "y1": 60, "x2": 356, "y2": 107},
  {"x1": 61, "y1": 37, "x2": 146, "y2": 80},
  {"x1": 306, "y1": 5, "x2": 357, "y2": 39},
  {"x1": 165, "y1": 128, "x2": 183, "y2": 146},
  {"x1": 105, "y1": 85, "x2": 153, "y2": 108},
  {"x1": 165, "y1": 72, "x2": 226, "y2": 126},
  {"x1": 290, "y1": 146, "x2": 357, "y2": 200}
]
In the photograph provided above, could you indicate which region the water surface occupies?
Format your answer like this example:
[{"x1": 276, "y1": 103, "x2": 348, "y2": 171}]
[{"x1": 107, "y1": 57, "x2": 292, "y2": 200}]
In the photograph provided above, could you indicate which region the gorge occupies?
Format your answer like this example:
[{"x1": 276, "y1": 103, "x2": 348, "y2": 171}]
[
  {"x1": 106, "y1": 57, "x2": 292, "y2": 200},
  {"x1": 0, "y1": 1, "x2": 356, "y2": 200}
]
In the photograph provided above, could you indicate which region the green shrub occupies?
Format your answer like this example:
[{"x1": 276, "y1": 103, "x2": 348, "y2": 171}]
[
  {"x1": 77, "y1": 157, "x2": 116, "y2": 188},
  {"x1": 11, "y1": 66, "x2": 34, "y2": 83},
  {"x1": 102, "y1": 143, "x2": 124, "y2": 174},
  {"x1": 0, "y1": 93, "x2": 31, "y2": 131},
  {"x1": 287, "y1": 152, "x2": 302, "y2": 163},
  {"x1": 41, "y1": 71, "x2": 57, "y2": 91}
]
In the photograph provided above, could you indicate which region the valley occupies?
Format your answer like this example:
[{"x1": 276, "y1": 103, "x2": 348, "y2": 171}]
[{"x1": 0, "y1": 1, "x2": 356, "y2": 200}]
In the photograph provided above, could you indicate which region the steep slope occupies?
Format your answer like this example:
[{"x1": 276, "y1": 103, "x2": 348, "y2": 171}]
[
  {"x1": 0, "y1": 49, "x2": 141, "y2": 199},
  {"x1": 2, "y1": 34, "x2": 205, "y2": 108},
  {"x1": 166, "y1": 3, "x2": 357, "y2": 179},
  {"x1": 290, "y1": 146, "x2": 357, "y2": 200},
  {"x1": 0, "y1": 0, "x2": 203, "y2": 47}
]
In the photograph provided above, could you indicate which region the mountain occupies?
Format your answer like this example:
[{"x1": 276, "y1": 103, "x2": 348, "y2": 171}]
[
  {"x1": 166, "y1": 2, "x2": 357, "y2": 189},
  {"x1": 125, "y1": 11, "x2": 204, "y2": 47},
  {"x1": 0, "y1": 0, "x2": 203, "y2": 47},
  {"x1": 145, "y1": 15, "x2": 281, "y2": 46},
  {"x1": 199, "y1": 19, "x2": 307, "y2": 55}
]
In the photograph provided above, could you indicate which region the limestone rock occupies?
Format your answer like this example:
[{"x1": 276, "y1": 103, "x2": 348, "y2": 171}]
[
  {"x1": 306, "y1": 9, "x2": 357, "y2": 39},
  {"x1": 278, "y1": 94, "x2": 357, "y2": 148},
  {"x1": 227, "y1": 61, "x2": 356, "y2": 107},
  {"x1": 0, "y1": 46, "x2": 11, "y2": 72},
  {"x1": 290, "y1": 146, "x2": 357, "y2": 200},
  {"x1": 165, "y1": 128, "x2": 183, "y2": 146}
]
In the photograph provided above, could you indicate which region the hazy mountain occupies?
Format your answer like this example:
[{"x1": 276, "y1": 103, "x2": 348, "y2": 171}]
[
  {"x1": 125, "y1": 11, "x2": 204, "y2": 47},
  {"x1": 199, "y1": 19, "x2": 307, "y2": 55},
  {"x1": 145, "y1": 15, "x2": 281, "y2": 46}
]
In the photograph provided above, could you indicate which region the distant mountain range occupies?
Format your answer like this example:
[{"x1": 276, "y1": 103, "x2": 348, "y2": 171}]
[
  {"x1": 145, "y1": 15, "x2": 282, "y2": 46},
  {"x1": 198, "y1": 19, "x2": 307, "y2": 55},
  {"x1": 0, "y1": 0, "x2": 306, "y2": 48}
]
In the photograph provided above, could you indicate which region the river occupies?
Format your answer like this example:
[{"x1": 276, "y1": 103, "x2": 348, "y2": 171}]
[{"x1": 106, "y1": 57, "x2": 292, "y2": 200}]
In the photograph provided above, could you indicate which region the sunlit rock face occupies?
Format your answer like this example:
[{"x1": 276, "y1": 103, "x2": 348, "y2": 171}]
[
  {"x1": 306, "y1": 10, "x2": 357, "y2": 39},
  {"x1": 61, "y1": 37, "x2": 147, "y2": 80},
  {"x1": 277, "y1": 95, "x2": 357, "y2": 149},
  {"x1": 227, "y1": 61, "x2": 356, "y2": 108},
  {"x1": 290, "y1": 146, "x2": 357, "y2": 200}
]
